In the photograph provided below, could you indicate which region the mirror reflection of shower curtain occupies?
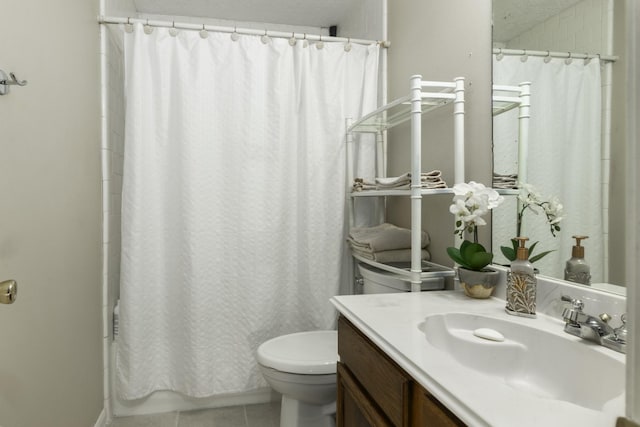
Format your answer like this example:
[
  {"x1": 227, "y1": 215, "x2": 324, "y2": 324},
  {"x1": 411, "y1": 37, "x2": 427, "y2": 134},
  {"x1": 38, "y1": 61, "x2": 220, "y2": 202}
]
[
  {"x1": 117, "y1": 23, "x2": 379, "y2": 399},
  {"x1": 492, "y1": 55, "x2": 603, "y2": 282}
]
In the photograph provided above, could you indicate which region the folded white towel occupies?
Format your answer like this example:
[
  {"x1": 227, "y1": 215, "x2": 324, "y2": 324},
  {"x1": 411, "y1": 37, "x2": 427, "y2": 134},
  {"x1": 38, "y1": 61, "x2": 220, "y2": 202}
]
[
  {"x1": 422, "y1": 181, "x2": 447, "y2": 189},
  {"x1": 375, "y1": 173, "x2": 411, "y2": 186},
  {"x1": 492, "y1": 172, "x2": 518, "y2": 189},
  {"x1": 353, "y1": 171, "x2": 447, "y2": 192},
  {"x1": 348, "y1": 223, "x2": 430, "y2": 252},
  {"x1": 352, "y1": 177, "x2": 377, "y2": 192}
]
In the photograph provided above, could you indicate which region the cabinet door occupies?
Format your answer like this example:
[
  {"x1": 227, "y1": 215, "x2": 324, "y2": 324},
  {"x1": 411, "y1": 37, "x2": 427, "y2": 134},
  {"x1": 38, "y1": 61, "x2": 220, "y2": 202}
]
[
  {"x1": 337, "y1": 363, "x2": 393, "y2": 427},
  {"x1": 338, "y1": 316, "x2": 410, "y2": 425},
  {"x1": 411, "y1": 383, "x2": 466, "y2": 427}
]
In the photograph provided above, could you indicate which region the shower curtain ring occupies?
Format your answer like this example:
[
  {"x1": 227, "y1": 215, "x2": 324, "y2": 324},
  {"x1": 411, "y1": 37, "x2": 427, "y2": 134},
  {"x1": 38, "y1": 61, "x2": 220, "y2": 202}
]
[
  {"x1": 345, "y1": 37, "x2": 352, "y2": 52},
  {"x1": 495, "y1": 48, "x2": 503, "y2": 61},
  {"x1": 169, "y1": 21, "x2": 178, "y2": 37},
  {"x1": 544, "y1": 50, "x2": 551, "y2": 63},
  {"x1": 231, "y1": 26, "x2": 239, "y2": 41},
  {"x1": 316, "y1": 34, "x2": 324, "y2": 50},
  {"x1": 124, "y1": 16, "x2": 134, "y2": 33},
  {"x1": 143, "y1": 19, "x2": 153, "y2": 34},
  {"x1": 289, "y1": 32, "x2": 297, "y2": 46},
  {"x1": 199, "y1": 24, "x2": 209, "y2": 39},
  {"x1": 565, "y1": 52, "x2": 573, "y2": 65},
  {"x1": 261, "y1": 29, "x2": 270, "y2": 44},
  {"x1": 520, "y1": 49, "x2": 528, "y2": 62}
]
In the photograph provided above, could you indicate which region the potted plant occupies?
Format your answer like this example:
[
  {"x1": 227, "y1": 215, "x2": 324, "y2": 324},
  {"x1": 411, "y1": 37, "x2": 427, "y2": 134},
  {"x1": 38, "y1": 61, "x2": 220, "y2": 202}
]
[
  {"x1": 500, "y1": 184, "x2": 564, "y2": 264},
  {"x1": 447, "y1": 181, "x2": 504, "y2": 298}
]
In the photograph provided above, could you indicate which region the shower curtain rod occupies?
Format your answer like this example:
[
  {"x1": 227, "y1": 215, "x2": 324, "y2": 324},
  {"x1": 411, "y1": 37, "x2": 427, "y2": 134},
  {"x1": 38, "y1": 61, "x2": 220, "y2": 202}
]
[
  {"x1": 493, "y1": 47, "x2": 618, "y2": 63},
  {"x1": 98, "y1": 16, "x2": 390, "y2": 47}
]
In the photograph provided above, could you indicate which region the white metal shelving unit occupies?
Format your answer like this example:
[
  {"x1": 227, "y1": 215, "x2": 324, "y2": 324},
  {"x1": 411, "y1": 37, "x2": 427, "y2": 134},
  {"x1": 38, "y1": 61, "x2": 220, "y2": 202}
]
[
  {"x1": 346, "y1": 77, "x2": 531, "y2": 293},
  {"x1": 346, "y1": 75, "x2": 465, "y2": 292},
  {"x1": 492, "y1": 82, "x2": 531, "y2": 186}
]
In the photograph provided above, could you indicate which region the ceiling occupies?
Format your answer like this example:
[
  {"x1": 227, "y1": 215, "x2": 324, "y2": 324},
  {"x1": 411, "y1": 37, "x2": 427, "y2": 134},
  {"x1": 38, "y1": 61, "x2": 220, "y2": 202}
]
[
  {"x1": 133, "y1": 0, "x2": 362, "y2": 28},
  {"x1": 492, "y1": 0, "x2": 582, "y2": 43}
]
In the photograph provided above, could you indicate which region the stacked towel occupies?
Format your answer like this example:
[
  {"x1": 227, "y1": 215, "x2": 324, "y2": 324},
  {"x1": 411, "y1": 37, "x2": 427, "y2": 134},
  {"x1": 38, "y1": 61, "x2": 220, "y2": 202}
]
[
  {"x1": 352, "y1": 177, "x2": 376, "y2": 192},
  {"x1": 375, "y1": 172, "x2": 411, "y2": 189},
  {"x1": 348, "y1": 223, "x2": 431, "y2": 262},
  {"x1": 493, "y1": 172, "x2": 518, "y2": 189},
  {"x1": 352, "y1": 170, "x2": 447, "y2": 192},
  {"x1": 420, "y1": 170, "x2": 447, "y2": 189}
]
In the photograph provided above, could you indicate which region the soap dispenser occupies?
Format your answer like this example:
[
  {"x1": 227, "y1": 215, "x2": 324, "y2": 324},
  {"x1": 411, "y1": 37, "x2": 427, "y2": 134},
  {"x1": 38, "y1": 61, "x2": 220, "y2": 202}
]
[
  {"x1": 564, "y1": 235, "x2": 591, "y2": 285},
  {"x1": 506, "y1": 237, "x2": 537, "y2": 318}
]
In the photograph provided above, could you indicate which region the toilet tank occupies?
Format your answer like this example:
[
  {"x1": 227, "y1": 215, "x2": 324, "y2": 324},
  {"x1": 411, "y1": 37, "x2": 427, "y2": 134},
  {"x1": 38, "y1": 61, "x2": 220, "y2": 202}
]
[{"x1": 358, "y1": 263, "x2": 445, "y2": 294}]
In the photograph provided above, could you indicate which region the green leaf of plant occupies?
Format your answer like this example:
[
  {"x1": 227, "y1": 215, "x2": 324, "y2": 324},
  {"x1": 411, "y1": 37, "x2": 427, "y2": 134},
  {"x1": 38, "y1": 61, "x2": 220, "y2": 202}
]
[
  {"x1": 446, "y1": 247, "x2": 470, "y2": 269},
  {"x1": 528, "y1": 241, "x2": 539, "y2": 257},
  {"x1": 469, "y1": 251, "x2": 493, "y2": 270},
  {"x1": 461, "y1": 242, "x2": 486, "y2": 261},
  {"x1": 501, "y1": 246, "x2": 516, "y2": 261},
  {"x1": 530, "y1": 250, "x2": 555, "y2": 263}
]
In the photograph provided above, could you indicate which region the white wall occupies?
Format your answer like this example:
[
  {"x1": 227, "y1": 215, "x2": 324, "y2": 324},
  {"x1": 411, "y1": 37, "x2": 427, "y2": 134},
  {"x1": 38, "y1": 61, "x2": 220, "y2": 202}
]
[
  {"x1": 505, "y1": 0, "x2": 611, "y2": 53},
  {"x1": 386, "y1": 0, "x2": 494, "y2": 269},
  {"x1": 0, "y1": 0, "x2": 104, "y2": 426}
]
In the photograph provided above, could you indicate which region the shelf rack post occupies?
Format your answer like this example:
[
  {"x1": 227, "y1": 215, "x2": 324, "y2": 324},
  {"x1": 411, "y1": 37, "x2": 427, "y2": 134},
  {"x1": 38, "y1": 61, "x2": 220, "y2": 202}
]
[
  {"x1": 517, "y1": 82, "x2": 531, "y2": 185},
  {"x1": 516, "y1": 82, "x2": 531, "y2": 237},
  {"x1": 346, "y1": 118, "x2": 355, "y2": 227},
  {"x1": 453, "y1": 77, "x2": 466, "y2": 185},
  {"x1": 410, "y1": 75, "x2": 423, "y2": 292}
]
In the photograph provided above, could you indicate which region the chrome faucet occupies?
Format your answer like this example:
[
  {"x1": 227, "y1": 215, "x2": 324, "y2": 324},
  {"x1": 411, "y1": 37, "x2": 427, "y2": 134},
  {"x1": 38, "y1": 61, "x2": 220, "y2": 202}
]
[{"x1": 560, "y1": 295, "x2": 625, "y2": 353}]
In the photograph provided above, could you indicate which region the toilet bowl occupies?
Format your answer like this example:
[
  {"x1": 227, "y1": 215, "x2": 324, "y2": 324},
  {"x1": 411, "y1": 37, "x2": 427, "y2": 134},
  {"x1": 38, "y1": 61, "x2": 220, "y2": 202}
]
[{"x1": 257, "y1": 330, "x2": 337, "y2": 427}]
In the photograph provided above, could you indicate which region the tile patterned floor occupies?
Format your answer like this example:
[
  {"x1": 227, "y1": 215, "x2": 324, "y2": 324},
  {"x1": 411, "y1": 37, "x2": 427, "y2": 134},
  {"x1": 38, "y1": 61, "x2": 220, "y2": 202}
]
[{"x1": 108, "y1": 402, "x2": 281, "y2": 427}]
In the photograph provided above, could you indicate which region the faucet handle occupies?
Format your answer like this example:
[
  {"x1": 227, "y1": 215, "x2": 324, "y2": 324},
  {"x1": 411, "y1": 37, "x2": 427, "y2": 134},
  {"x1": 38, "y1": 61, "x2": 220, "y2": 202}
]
[
  {"x1": 561, "y1": 295, "x2": 584, "y2": 324},
  {"x1": 613, "y1": 314, "x2": 628, "y2": 343},
  {"x1": 561, "y1": 295, "x2": 584, "y2": 310},
  {"x1": 599, "y1": 313, "x2": 612, "y2": 323}
]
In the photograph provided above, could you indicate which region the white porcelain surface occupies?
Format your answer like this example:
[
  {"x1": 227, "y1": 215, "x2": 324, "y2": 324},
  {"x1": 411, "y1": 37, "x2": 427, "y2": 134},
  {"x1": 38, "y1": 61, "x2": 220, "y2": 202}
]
[
  {"x1": 330, "y1": 291, "x2": 626, "y2": 427},
  {"x1": 257, "y1": 331, "x2": 337, "y2": 375},
  {"x1": 258, "y1": 366, "x2": 336, "y2": 405},
  {"x1": 421, "y1": 312, "x2": 624, "y2": 411}
]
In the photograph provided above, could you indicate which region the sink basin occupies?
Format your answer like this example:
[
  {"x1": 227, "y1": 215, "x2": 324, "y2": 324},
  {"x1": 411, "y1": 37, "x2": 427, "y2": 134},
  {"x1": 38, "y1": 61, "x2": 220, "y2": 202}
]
[{"x1": 421, "y1": 313, "x2": 624, "y2": 411}]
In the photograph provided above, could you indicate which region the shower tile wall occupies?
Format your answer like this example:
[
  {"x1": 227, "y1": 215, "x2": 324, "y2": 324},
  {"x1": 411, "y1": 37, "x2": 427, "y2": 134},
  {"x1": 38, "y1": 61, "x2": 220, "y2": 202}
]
[
  {"x1": 505, "y1": 0, "x2": 611, "y2": 53},
  {"x1": 103, "y1": 24, "x2": 126, "y2": 421}
]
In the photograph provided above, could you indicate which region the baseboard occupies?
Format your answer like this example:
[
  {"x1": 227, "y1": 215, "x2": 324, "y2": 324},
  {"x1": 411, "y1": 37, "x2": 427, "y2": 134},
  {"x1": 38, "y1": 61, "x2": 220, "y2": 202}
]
[
  {"x1": 112, "y1": 387, "x2": 278, "y2": 417},
  {"x1": 94, "y1": 409, "x2": 108, "y2": 427}
]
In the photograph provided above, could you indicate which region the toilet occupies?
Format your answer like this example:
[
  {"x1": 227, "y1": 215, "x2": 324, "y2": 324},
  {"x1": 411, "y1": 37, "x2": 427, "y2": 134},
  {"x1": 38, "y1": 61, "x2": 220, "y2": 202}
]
[
  {"x1": 258, "y1": 263, "x2": 444, "y2": 427},
  {"x1": 357, "y1": 262, "x2": 445, "y2": 293},
  {"x1": 257, "y1": 330, "x2": 338, "y2": 427}
]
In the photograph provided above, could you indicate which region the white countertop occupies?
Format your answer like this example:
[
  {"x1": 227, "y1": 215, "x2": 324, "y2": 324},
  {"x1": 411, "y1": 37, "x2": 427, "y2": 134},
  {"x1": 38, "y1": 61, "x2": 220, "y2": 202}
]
[{"x1": 330, "y1": 291, "x2": 625, "y2": 427}]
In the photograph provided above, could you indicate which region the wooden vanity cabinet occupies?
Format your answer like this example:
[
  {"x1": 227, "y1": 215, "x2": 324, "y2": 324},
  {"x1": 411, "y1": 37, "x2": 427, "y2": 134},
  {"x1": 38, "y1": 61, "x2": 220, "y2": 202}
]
[{"x1": 337, "y1": 316, "x2": 465, "y2": 427}]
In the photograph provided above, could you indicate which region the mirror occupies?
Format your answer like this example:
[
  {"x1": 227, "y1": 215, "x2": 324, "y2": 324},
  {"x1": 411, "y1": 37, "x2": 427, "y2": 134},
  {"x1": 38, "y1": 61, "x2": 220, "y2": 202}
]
[{"x1": 491, "y1": 0, "x2": 627, "y2": 292}]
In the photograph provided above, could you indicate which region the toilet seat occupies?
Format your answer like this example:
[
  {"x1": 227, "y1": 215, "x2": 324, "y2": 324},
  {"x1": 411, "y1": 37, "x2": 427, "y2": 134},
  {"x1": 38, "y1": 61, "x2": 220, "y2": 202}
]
[{"x1": 257, "y1": 330, "x2": 337, "y2": 375}]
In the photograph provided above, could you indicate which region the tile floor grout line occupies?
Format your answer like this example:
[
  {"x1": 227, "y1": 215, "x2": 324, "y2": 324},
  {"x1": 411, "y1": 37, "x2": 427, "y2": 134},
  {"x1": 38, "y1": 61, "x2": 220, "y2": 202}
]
[{"x1": 242, "y1": 404, "x2": 249, "y2": 427}]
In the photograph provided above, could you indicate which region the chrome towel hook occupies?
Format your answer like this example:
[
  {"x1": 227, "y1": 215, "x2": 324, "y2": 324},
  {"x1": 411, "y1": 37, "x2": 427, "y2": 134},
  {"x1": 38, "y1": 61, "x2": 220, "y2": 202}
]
[{"x1": 0, "y1": 69, "x2": 28, "y2": 96}]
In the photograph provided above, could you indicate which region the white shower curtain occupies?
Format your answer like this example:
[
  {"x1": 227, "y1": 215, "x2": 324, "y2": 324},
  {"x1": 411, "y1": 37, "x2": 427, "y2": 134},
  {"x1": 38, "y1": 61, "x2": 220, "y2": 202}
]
[
  {"x1": 492, "y1": 55, "x2": 603, "y2": 282},
  {"x1": 117, "y1": 23, "x2": 379, "y2": 399}
]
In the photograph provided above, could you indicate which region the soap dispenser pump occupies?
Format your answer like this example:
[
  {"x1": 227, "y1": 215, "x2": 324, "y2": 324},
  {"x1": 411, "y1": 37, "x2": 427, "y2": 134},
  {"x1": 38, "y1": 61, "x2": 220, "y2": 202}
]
[
  {"x1": 564, "y1": 235, "x2": 591, "y2": 285},
  {"x1": 506, "y1": 237, "x2": 537, "y2": 318}
]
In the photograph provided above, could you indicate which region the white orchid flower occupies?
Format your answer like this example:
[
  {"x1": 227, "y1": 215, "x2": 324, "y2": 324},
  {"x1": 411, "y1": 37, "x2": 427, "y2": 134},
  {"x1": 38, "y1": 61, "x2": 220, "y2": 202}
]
[{"x1": 449, "y1": 181, "x2": 504, "y2": 241}]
